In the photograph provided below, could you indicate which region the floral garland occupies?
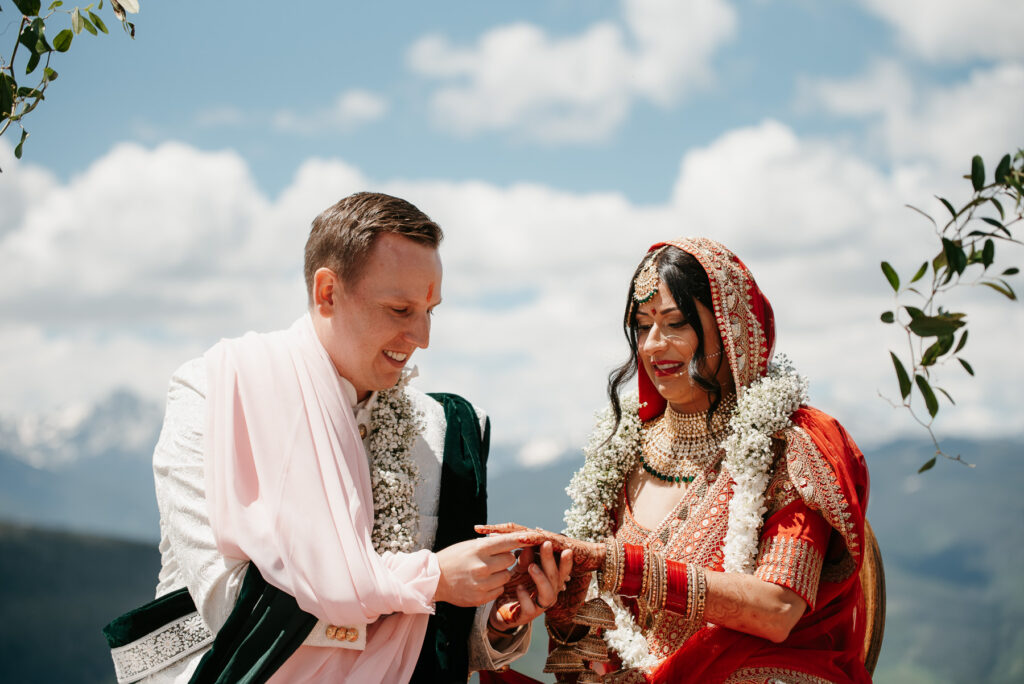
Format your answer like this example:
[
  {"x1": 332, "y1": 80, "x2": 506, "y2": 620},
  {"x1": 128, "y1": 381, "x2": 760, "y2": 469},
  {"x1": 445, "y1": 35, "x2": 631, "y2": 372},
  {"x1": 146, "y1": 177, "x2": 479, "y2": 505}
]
[
  {"x1": 563, "y1": 356, "x2": 808, "y2": 670},
  {"x1": 367, "y1": 374, "x2": 425, "y2": 555}
]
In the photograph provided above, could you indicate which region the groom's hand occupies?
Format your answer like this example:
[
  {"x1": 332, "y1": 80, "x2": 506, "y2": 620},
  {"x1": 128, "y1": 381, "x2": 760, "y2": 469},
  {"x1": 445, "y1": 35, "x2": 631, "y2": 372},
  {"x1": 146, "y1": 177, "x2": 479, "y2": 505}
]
[
  {"x1": 433, "y1": 533, "x2": 523, "y2": 607},
  {"x1": 489, "y1": 541, "x2": 573, "y2": 632}
]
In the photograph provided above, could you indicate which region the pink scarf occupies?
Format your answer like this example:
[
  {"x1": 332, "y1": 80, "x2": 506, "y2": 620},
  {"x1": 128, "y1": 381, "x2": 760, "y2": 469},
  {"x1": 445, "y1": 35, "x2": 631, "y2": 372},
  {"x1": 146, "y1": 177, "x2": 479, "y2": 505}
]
[{"x1": 204, "y1": 314, "x2": 440, "y2": 682}]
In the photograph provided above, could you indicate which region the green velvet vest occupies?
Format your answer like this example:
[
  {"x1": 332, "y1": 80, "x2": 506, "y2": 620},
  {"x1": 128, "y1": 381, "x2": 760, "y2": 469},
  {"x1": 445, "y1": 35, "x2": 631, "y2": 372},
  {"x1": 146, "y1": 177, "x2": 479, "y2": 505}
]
[{"x1": 104, "y1": 392, "x2": 488, "y2": 684}]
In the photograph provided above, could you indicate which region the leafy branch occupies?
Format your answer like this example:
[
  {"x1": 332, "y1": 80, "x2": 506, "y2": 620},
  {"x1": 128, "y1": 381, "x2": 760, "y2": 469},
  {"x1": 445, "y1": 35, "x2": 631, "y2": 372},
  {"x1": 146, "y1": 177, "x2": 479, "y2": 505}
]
[
  {"x1": 881, "y1": 150, "x2": 1023, "y2": 473},
  {"x1": 0, "y1": 0, "x2": 138, "y2": 167}
]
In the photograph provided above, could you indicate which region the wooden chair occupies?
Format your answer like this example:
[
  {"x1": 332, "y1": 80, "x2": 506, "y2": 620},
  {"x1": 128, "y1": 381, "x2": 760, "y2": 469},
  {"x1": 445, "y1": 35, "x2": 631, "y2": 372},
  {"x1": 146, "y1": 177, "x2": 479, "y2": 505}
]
[{"x1": 859, "y1": 520, "x2": 886, "y2": 674}]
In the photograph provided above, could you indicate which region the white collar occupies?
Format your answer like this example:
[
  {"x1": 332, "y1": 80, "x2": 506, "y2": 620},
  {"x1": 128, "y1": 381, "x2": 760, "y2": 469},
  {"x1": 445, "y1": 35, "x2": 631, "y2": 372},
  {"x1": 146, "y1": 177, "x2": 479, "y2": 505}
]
[{"x1": 336, "y1": 365, "x2": 418, "y2": 415}]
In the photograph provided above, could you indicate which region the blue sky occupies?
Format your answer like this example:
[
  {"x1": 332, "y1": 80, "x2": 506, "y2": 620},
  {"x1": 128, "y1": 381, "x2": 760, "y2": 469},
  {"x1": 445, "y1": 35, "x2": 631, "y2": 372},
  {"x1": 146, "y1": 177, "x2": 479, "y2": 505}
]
[{"x1": 3, "y1": 0, "x2": 1023, "y2": 464}]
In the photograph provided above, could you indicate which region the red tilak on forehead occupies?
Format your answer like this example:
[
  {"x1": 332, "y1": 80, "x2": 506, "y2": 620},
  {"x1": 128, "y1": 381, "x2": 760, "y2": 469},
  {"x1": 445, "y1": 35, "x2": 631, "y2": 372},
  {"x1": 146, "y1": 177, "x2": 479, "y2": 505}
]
[{"x1": 426, "y1": 282, "x2": 434, "y2": 302}]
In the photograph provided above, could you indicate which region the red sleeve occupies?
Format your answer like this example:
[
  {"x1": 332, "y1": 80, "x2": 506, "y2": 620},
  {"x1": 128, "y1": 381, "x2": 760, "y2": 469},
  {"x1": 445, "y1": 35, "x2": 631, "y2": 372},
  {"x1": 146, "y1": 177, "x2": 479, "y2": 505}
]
[{"x1": 753, "y1": 498, "x2": 831, "y2": 610}]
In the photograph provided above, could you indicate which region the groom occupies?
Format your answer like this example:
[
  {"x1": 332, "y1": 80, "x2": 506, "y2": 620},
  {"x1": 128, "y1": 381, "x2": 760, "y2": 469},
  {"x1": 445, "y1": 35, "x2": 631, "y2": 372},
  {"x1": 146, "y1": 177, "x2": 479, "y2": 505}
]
[{"x1": 104, "y1": 192, "x2": 571, "y2": 683}]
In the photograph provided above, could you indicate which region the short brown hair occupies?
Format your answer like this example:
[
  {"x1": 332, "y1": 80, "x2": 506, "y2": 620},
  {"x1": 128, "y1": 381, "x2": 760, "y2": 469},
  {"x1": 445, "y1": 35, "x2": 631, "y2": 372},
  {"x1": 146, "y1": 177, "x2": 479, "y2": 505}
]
[{"x1": 303, "y1": 192, "x2": 443, "y2": 300}]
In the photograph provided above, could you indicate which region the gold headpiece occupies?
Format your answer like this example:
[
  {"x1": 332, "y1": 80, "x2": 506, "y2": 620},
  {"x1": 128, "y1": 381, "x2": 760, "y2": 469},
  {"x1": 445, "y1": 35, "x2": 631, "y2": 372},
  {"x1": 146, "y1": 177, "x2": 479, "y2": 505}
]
[{"x1": 633, "y1": 246, "x2": 667, "y2": 305}]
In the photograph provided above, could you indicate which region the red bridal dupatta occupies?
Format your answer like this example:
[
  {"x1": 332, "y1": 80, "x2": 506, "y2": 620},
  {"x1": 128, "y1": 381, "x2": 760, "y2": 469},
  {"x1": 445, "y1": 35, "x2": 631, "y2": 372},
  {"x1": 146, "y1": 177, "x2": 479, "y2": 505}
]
[{"x1": 640, "y1": 239, "x2": 871, "y2": 683}]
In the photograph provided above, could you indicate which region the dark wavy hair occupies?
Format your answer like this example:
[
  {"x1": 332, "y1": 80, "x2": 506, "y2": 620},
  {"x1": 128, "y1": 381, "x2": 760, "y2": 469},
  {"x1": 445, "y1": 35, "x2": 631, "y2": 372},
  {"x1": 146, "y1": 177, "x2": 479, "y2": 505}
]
[{"x1": 606, "y1": 246, "x2": 729, "y2": 436}]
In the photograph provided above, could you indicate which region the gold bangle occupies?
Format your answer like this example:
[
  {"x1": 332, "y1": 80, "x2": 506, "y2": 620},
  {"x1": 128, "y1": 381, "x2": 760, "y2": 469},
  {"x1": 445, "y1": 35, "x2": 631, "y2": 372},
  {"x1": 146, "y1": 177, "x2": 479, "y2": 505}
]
[
  {"x1": 639, "y1": 547, "x2": 652, "y2": 601},
  {"x1": 692, "y1": 566, "x2": 708, "y2": 627},
  {"x1": 685, "y1": 563, "x2": 699, "y2": 624},
  {"x1": 650, "y1": 553, "x2": 667, "y2": 612}
]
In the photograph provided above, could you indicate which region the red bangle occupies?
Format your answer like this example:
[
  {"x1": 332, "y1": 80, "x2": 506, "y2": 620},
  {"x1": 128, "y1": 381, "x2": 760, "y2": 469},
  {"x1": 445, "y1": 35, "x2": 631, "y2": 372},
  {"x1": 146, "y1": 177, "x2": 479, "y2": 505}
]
[
  {"x1": 664, "y1": 559, "x2": 689, "y2": 614},
  {"x1": 620, "y1": 544, "x2": 645, "y2": 596}
]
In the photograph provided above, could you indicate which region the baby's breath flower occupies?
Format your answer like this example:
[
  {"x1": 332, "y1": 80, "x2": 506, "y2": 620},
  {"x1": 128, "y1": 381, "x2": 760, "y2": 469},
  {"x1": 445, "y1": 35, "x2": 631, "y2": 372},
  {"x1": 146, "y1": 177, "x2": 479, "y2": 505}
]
[
  {"x1": 367, "y1": 375, "x2": 424, "y2": 555},
  {"x1": 562, "y1": 355, "x2": 808, "y2": 670}
]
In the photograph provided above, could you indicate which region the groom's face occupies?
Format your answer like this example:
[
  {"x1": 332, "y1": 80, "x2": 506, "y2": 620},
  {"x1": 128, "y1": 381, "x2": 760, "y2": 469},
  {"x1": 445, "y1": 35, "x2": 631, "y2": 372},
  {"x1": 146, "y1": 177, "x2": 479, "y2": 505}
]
[{"x1": 314, "y1": 233, "x2": 443, "y2": 399}]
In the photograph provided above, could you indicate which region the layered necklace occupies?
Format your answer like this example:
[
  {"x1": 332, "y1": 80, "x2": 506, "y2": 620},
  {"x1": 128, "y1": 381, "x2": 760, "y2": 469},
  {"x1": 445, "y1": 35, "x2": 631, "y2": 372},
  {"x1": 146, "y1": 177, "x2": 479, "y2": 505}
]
[{"x1": 639, "y1": 394, "x2": 737, "y2": 484}]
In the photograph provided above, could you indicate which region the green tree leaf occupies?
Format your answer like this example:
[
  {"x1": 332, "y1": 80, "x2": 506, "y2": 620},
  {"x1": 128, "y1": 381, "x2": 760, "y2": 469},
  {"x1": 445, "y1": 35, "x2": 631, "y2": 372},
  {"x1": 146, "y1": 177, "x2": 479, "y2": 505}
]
[
  {"x1": 942, "y1": 238, "x2": 967, "y2": 275},
  {"x1": 954, "y1": 329, "x2": 968, "y2": 353},
  {"x1": 13, "y1": 0, "x2": 42, "y2": 16},
  {"x1": 80, "y1": 14, "x2": 98, "y2": 35},
  {"x1": 959, "y1": 358, "x2": 974, "y2": 376},
  {"x1": 937, "y1": 387, "x2": 955, "y2": 405},
  {"x1": 916, "y1": 374, "x2": 939, "y2": 418},
  {"x1": 52, "y1": 29, "x2": 73, "y2": 52},
  {"x1": 918, "y1": 457, "x2": 936, "y2": 474},
  {"x1": 995, "y1": 153, "x2": 1011, "y2": 183},
  {"x1": 937, "y1": 197, "x2": 957, "y2": 219},
  {"x1": 909, "y1": 262, "x2": 928, "y2": 283},
  {"x1": 921, "y1": 335, "x2": 954, "y2": 366},
  {"x1": 980, "y1": 281, "x2": 1017, "y2": 300},
  {"x1": 25, "y1": 51, "x2": 40, "y2": 74},
  {"x1": 880, "y1": 311, "x2": 895, "y2": 324},
  {"x1": 71, "y1": 7, "x2": 82, "y2": 34},
  {"x1": 981, "y1": 216, "x2": 1010, "y2": 237},
  {"x1": 880, "y1": 261, "x2": 899, "y2": 291},
  {"x1": 904, "y1": 305, "x2": 926, "y2": 320},
  {"x1": 1002, "y1": 267, "x2": 1019, "y2": 276},
  {"x1": 88, "y1": 10, "x2": 108, "y2": 33},
  {"x1": 0, "y1": 74, "x2": 15, "y2": 119},
  {"x1": 908, "y1": 313, "x2": 966, "y2": 338},
  {"x1": 990, "y1": 196, "x2": 1005, "y2": 220},
  {"x1": 14, "y1": 129, "x2": 29, "y2": 158},
  {"x1": 982, "y1": 238, "x2": 995, "y2": 268},
  {"x1": 891, "y1": 352, "x2": 911, "y2": 399},
  {"x1": 971, "y1": 155, "x2": 985, "y2": 191}
]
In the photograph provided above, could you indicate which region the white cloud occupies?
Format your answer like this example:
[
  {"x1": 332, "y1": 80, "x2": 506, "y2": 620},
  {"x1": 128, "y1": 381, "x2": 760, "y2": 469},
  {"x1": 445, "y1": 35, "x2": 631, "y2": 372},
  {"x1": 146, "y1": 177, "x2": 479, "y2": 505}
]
[
  {"x1": 2, "y1": 118, "x2": 1021, "y2": 455},
  {"x1": 799, "y1": 60, "x2": 1024, "y2": 174},
  {"x1": 859, "y1": 0, "x2": 1024, "y2": 62},
  {"x1": 273, "y1": 89, "x2": 388, "y2": 134},
  {"x1": 407, "y1": 0, "x2": 737, "y2": 142}
]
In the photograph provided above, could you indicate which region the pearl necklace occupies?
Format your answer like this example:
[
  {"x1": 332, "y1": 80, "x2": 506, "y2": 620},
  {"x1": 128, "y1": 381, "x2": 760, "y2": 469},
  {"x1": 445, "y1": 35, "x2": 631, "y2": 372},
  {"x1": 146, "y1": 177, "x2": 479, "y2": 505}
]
[{"x1": 639, "y1": 394, "x2": 737, "y2": 484}]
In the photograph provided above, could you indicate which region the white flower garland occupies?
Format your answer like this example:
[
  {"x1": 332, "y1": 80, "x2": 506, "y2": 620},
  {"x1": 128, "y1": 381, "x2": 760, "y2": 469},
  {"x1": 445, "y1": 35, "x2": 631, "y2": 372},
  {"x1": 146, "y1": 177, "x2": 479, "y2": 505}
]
[
  {"x1": 563, "y1": 355, "x2": 808, "y2": 670},
  {"x1": 367, "y1": 376, "x2": 424, "y2": 555}
]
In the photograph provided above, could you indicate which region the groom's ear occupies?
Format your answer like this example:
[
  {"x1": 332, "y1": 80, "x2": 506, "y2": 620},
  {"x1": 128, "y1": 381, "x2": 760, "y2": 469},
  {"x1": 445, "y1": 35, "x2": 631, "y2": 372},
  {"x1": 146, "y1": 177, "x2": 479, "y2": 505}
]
[{"x1": 312, "y1": 267, "x2": 341, "y2": 315}]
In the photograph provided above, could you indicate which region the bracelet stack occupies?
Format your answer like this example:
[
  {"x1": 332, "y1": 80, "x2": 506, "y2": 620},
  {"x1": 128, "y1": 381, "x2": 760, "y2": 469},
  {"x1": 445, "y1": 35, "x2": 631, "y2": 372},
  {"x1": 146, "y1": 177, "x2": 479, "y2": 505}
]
[{"x1": 685, "y1": 563, "x2": 708, "y2": 627}]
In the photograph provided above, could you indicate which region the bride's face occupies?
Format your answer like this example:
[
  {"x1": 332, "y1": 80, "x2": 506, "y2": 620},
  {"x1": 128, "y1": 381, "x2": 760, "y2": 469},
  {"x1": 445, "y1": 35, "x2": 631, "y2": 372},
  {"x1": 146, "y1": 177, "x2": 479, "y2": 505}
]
[{"x1": 636, "y1": 281, "x2": 732, "y2": 413}]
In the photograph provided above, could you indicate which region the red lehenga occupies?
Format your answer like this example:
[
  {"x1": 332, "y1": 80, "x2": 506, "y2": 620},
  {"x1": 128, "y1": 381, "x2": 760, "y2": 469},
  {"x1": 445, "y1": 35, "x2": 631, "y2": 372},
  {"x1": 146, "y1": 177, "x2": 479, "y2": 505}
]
[
  {"x1": 488, "y1": 237, "x2": 873, "y2": 684},
  {"x1": 624, "y1": 406, "x2": 871, "y2": 684}
]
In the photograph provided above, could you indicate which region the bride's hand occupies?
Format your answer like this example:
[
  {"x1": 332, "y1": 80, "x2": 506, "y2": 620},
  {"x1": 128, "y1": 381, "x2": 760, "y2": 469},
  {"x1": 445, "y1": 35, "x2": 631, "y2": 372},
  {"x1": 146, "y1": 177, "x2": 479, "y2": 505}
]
[{"x1": 475, "y1": 523, "x2": 606, "y2": 572}]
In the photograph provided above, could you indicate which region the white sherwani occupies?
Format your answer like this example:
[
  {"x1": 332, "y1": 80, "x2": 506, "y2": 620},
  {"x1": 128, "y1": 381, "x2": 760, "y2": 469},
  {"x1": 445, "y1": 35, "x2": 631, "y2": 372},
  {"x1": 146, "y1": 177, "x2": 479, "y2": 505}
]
[{"x1": 144, "y1": 358, "x2": 527, "y2": 682}]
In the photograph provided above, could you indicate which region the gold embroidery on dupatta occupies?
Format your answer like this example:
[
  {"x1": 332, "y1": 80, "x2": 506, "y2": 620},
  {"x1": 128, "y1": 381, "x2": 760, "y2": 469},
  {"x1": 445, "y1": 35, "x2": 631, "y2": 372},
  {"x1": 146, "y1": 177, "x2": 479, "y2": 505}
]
[
  {"x1": 783, "y1": 426, "x2": 860, "y2": 562},
  {"x1": 724, "y1": 666, "x2": 834, "y2": 684}
]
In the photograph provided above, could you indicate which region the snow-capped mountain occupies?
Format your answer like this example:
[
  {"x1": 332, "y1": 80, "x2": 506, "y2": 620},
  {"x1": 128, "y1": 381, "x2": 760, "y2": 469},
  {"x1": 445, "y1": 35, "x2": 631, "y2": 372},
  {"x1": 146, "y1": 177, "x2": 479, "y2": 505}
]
[
  {"x1": 0, "y1": 389, "x2": 163, "y2": 540},
  {"x1": 0, "y1": 389, "x2": 162, "y2": 470}
]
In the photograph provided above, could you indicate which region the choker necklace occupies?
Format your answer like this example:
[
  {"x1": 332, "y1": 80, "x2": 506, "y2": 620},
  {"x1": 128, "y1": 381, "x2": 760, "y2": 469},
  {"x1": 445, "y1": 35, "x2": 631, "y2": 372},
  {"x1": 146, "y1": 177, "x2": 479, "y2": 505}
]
[{"x1": 640, "y1": 394, "x2": 737, "y2": 484}]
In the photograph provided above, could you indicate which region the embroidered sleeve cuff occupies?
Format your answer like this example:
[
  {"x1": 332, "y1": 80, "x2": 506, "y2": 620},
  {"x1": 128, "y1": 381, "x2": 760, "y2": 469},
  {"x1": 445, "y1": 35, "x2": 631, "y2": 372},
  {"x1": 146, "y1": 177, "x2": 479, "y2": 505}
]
[{"x1": 754, "y1": 536, "x2": 824, "y2": 610}]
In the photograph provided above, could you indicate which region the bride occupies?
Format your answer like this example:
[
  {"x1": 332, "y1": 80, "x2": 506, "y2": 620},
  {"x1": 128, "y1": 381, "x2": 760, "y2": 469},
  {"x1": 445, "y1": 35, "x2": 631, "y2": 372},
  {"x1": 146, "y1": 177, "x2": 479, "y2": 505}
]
[{"x1": 482, "y1": 238, "x2": 872, "y2": 683}]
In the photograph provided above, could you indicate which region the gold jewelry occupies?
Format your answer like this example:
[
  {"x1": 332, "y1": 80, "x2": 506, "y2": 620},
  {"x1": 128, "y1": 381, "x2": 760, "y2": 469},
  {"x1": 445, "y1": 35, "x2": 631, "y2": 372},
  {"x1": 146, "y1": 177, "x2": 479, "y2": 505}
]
[
  {"x1": 686, "y1": 565, "x2": 708, "y2": 627},
  {"x1": 640, "y1": 394, "x2": 736, "y2": 484},
  {"x1": 633, "y1": 246, "x2": 668, "y2": 305},
  {"x1": 600, "y1": 540, "x2": 623, "y2": 594},
  {"x1": 545, "y1": 620, "x2": 585, "y2": 646},
  {"x1": 645, "y1": 552, "x2": 667, "y2": 613}
]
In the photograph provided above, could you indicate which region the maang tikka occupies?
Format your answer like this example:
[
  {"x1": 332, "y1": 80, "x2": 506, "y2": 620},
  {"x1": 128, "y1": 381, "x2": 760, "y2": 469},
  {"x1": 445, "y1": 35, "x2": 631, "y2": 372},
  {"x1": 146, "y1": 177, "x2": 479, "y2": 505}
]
[{"x1": 633, "y1": 246, "x2": 668, "y2": 305}]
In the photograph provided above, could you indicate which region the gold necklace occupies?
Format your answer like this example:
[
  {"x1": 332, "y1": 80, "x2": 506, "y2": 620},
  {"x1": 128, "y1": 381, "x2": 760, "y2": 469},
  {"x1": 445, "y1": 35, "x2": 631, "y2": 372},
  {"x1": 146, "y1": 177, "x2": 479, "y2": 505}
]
[{"x1": 640, "y1": 395, "x2": 737, "y2": 484}]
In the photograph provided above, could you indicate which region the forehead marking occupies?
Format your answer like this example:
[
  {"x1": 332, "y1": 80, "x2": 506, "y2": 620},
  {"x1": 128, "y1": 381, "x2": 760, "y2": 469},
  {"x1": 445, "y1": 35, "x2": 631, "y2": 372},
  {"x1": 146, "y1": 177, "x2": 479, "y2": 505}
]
[{"x1": 426, "y1": 282, "x2": 435, "y2": 302}]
